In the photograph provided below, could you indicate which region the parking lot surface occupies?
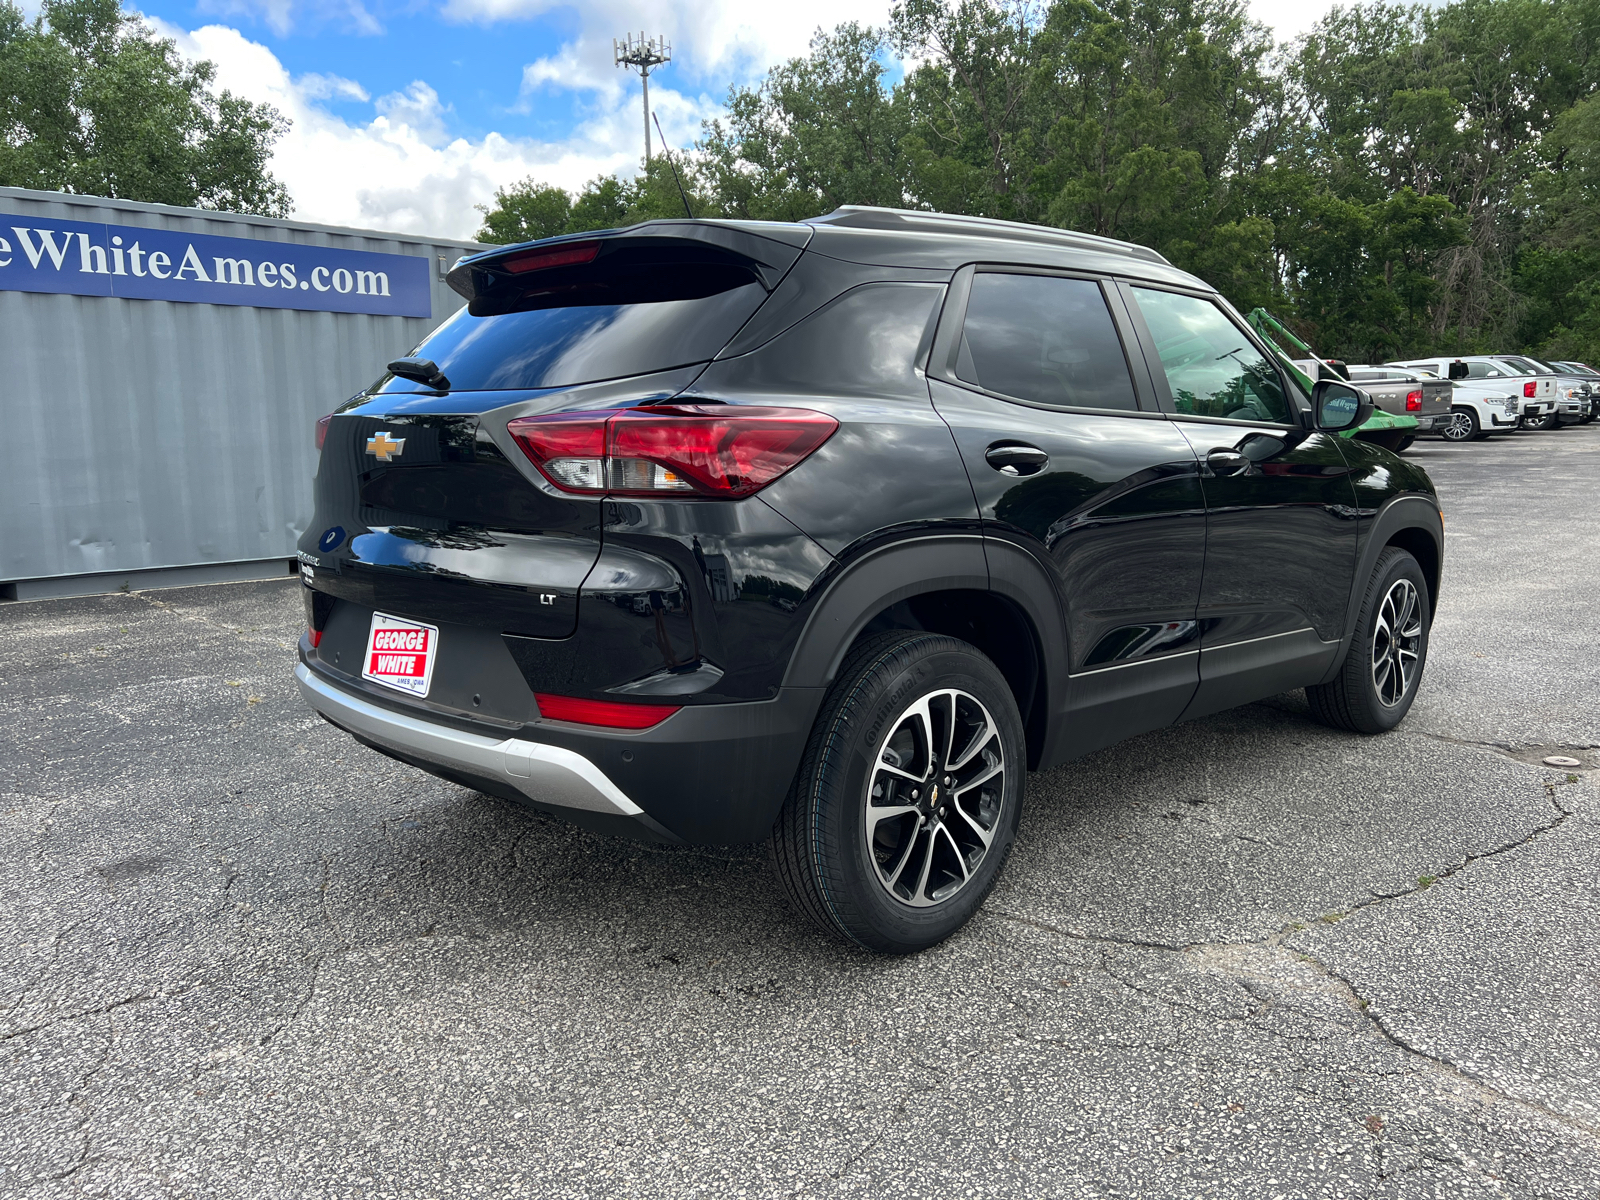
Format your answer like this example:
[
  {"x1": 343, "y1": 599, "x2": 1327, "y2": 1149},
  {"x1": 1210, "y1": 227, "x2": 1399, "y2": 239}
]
[{"x1": 3, "y1": 423, "x2": 1598, "y2": 1199}]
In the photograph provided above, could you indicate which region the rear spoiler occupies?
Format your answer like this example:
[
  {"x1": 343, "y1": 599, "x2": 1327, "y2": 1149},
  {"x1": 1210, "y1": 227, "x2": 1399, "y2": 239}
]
[{"x1": 445, "y1": 221, "x2": 811, "y2": 308}]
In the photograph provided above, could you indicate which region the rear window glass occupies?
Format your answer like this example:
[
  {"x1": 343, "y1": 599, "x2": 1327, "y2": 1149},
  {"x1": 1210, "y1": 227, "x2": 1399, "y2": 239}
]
[
  {"x1": 384, "y1": 257, "x2": 768, "y2": 392},
  {"x1": 955, "y1": 273, "x2": 1138, "y2": 411},
  {"x1": 1497, "y1": 356, "x2": 1543, "y2": 374}
]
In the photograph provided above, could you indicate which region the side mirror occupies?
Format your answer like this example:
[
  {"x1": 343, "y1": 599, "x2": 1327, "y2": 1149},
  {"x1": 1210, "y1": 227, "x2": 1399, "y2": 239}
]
[{"x1": 1313, "y1": 379, "x2": 1373, "y2": 432}]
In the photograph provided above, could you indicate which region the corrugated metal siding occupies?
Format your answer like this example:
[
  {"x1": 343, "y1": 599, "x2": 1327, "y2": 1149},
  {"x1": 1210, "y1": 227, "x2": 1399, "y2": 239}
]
[{"x1": 0, "y1": 186, "x2": 486, "y2": 581}]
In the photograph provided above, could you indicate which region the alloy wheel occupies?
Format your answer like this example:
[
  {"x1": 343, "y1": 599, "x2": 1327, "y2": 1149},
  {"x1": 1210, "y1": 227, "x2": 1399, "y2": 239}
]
[
  {"x1": 863, "y1": 688, "x2": 1007, "y2": 907},
  {"x1": 1371, "y1": 579, "x2": 1423, "y2": 708},
  {"x1": 1440, "y1": 410, "x2": 1474, "y2": 441}
]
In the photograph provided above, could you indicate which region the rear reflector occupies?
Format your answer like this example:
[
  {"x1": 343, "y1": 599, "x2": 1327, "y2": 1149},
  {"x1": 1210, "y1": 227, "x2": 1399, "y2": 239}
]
[
  {"x1": 1405, "y1": 390, "x2": 1422, "y2": 411},
  {"x1": 535, "y1": 693, "x2": 680, "y2": 729},
  {"x1": 308, "y1": 627, "x2": 322, "y2": 648},
  {"x1": 315, "y1": 414, "x2": 332, "y2": 449},
  {"x1": 508, "y1": 405, "x2": 838, "y2": 498},
  {"x1": 502, "y1": 241, "x2": 601, "y2": 274},
  {"x1": 1525, "y1": 381, "x2": 1537, "y2": 397}
]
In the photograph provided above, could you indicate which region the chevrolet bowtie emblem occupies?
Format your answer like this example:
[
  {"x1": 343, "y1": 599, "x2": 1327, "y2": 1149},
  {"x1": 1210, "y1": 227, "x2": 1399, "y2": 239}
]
[{"x1": 366, "y1": 431, "x2": 406, "y2": 461}]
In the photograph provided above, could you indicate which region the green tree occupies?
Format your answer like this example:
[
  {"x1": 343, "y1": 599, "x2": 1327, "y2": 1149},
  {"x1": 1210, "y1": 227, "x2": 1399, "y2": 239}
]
[
  {"x1": 0, "y1": 0, "x2": 290, "y2": 215},
  {"x1": 700, "y1": 23, "x2": 907, "y2": 220},
  {"x1": 476, "y1": 179, "x2": 571, "y2": 243},
  {"x1": 474, "y1": 160, "x2": 708, "y2": 246}
]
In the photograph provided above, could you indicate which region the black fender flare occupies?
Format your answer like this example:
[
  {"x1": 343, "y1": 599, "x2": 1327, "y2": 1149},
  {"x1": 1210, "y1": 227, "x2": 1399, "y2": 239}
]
[
  {"x1": 780, "y1": 533, "x2": 1069, "y2": 766},
  {"x1": 1320, "y1": 493, "x2": 1443, "y2": 685},
  {"x1": 782, "y1": 534, "x2": 990, "y2": 689}
]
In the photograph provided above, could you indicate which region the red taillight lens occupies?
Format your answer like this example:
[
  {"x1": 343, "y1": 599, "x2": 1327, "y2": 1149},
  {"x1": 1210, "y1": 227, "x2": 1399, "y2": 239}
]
[
  {"x1": 307, "y1": 627, "x2": 323, "y2": 648},
  {"x1": 1525, "y1": 381, "x2": 1537, "y2": 397},
  {"x1": 535, "y1": 693, "x2": 680, "y2": 728},
  {"x1": 507, "y1": 405, "x2": 838, "y2": 498},
  {"x1": 502, "y1": 240, "x2": 601, "y2": 274},
  {"x1": 315, "y1": 414, "x2": 333, "y2": 449},
  {"x1": 1405, "y1": 389, "x2": 1422, "y2": 411}
]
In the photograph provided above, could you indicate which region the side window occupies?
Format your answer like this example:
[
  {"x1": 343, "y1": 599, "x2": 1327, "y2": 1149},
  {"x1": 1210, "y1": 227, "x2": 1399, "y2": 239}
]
[
  {"x1": 1466, "y1": 361, "x2": 1497, "y2": 379},
  {"x1": 955, "y1": 273, "x2": 1138, "y2": 411},
  {"x1": 1130, "y1": 287, "x2": 1292, "y2": 423}
]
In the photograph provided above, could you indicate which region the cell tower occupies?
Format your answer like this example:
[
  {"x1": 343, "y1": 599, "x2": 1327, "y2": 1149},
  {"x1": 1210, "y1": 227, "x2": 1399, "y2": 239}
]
[{"x1": 613, "y1": 33, "x2": 672, "y2": 168}]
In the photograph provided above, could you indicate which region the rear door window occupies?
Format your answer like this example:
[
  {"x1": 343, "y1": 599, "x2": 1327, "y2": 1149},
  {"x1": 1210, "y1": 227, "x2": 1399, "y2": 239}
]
[
  {"x1": 1130, "y1": 287, "x2": 1292, "y2": 423},
  {"x1": 955, "y1": 273, "x2": 1139, "y2": 411}
]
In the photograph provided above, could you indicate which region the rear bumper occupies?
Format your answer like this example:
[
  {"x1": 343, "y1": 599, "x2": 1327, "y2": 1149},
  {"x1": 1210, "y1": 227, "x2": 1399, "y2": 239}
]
[
  {"x1": 295, "y1": 659, "x2": 823, "y2": 845},
  {"x1": 296, "y1": 661, "x2": 663, "y2": 826}
]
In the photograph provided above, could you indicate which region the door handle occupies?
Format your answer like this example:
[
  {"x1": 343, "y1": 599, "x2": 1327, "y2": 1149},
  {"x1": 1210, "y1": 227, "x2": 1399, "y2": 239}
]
[
  {"x1": 985, "y1": 442, "x2": 1050, "y2": 477},
  {"x1": 1206, "y1": 448, "x2": 1251, "y2": 476}
]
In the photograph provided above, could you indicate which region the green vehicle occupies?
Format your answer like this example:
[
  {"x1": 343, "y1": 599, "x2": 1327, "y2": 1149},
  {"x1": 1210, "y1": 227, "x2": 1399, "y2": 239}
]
[{"x1": 1246, "y1": 309, "x2": 1418, "y2": 452}]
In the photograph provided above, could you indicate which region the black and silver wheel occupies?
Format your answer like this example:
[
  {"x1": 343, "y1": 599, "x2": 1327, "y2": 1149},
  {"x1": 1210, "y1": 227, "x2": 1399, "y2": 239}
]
[
  {"x1": 1308, "y1": 547, "x2": 1430, "y2": 734},
  {"x1": 771, "y1": 632, "x2": 1023, "y2": 953},
  {"x1": 1522, "y1": 411, "x2": 1556, "y2": 431},
  {"x1": 1440, "y1": 406, "x2": 1479, "y2": 442}
]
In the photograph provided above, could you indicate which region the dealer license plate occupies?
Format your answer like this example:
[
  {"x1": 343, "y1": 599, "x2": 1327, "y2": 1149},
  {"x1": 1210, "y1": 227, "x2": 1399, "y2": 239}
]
[{"x1": 362, "y1": 612, "x2": 439, "y2": 697}]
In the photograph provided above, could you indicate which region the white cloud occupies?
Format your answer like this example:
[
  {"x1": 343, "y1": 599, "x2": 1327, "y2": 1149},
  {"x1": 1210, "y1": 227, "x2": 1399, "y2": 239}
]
[
  {"x1": 297, "y1": 72, "x2": 371, "y2": 103},
  {"x1": 193, "y1": 0, "x2": 383, "y2": 37},
  {"x1": 443, "y1": 0, "x2": 898, "y2": 91},
  {"x1": 149, "y1": 20, "x2": 721, "y2": 240}
]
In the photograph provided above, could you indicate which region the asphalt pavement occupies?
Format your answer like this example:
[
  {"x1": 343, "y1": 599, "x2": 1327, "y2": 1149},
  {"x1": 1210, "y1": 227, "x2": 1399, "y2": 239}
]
[{"x1": 2, "y1": 421, "x2": 1598, "y2": 1199}]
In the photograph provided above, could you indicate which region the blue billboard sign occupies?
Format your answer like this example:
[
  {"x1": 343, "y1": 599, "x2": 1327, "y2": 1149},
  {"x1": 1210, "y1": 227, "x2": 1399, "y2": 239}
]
[{"x1": 0, "y1": 213, "x2": 431, "y2": 317}]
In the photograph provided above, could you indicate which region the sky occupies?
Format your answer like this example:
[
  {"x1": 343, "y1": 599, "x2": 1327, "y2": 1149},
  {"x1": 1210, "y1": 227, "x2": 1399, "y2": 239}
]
[{"x1": 90, "y1": 0, "x2": 1348, "y2": 240}]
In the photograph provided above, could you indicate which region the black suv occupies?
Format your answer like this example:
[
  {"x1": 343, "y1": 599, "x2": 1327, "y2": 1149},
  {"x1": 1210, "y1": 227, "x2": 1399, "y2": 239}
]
[{"x1": 296, "y1": 207, "x2": 1442, "y2": 953}]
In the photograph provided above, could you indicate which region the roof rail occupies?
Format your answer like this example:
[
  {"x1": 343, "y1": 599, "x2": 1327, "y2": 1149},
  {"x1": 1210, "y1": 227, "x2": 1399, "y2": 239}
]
[{"x1": 804, "y1": 205, "x2": 1171, "y2": 266}]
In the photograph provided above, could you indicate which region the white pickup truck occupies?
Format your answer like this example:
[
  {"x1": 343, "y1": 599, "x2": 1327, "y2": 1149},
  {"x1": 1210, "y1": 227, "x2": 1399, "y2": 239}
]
[
  {"x1": 1348, "y1": 366, "x2": 1514, "y2": 442},
  {"x1": 1495, "y1": 355, "x2": 1593, "y2": 427},
  {"x1": 1388, "y1": 356, "x2": 1551, "y2": 433}
]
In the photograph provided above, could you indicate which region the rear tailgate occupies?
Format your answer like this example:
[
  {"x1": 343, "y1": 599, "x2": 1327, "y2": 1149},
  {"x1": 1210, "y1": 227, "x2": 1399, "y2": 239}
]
[{"x1": 1419, "y1": 379, "x2": 1452, "y2": 419}]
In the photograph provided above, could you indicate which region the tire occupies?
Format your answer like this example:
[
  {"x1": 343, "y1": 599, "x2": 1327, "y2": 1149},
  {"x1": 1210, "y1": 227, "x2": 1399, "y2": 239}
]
[
  {"x1": 1522, "y1": 411, "x2": 1556, "y2": 431},
  {"x1": 771, "y1": 631, "x2": 1025, "y2": 954},
  {"x1": 1440, "y1": 406, "x2": 1479, "y2": 442},
  {"x1": 1395, "y1": 436, "x2": 1415, "y2": 452},
  {"x1": 1307, "y1": 547, "x2": 1430, "y2": 735}
]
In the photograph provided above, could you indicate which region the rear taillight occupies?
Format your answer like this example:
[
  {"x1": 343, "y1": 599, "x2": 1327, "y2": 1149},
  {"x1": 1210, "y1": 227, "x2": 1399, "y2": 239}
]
[
  {"x1": 535, "y1": 693, "x2": 680, "y2": 728},
  {"x1": 315, "y1": 414, "x2": 332, "y2": 449},
  {"x1": 508, "y1": 405, "x2": 838, "y2": 498},
  {"x1": 307, "y1": 627, "x2": 322, "y2": 648},
  {"x1": 1525, "y1": 381, "x2": 1537, "y2": 397},
  {"x1": 1405, "y1": 390, "x2": 1422, "y2": 411}
]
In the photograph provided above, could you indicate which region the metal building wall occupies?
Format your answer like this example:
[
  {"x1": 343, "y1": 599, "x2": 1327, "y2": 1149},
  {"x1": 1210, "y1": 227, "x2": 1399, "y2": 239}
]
[{"x1": 0, "y1": 186, "x2": 484, "y2": 589}]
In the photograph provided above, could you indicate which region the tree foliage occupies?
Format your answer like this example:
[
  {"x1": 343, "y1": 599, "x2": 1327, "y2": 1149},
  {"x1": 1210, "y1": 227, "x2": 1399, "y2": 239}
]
[
  {"x1": 478, "y1": 0, "x2": 1600, "y2": 363},
  {"x1": 0, "y1": 0, "x2": 290, "y2": 216}
]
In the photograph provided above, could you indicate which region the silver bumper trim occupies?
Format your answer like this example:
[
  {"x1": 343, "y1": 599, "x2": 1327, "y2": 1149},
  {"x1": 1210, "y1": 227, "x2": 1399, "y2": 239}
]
[{"x1": 295, "y1": 663, "x2": 643, "y2": 817}]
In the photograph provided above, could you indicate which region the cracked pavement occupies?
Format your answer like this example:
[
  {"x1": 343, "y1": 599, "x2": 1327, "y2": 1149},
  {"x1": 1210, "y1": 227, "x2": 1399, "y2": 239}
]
[{"x1": 2, "y1": 423, "x2": 1598, "y2": 1198}]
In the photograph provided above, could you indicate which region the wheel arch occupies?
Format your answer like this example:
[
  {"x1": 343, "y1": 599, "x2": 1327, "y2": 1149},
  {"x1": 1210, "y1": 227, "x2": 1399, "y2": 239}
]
[
  {"x1": 782, "y1": 536, "x2": 1067, "y2": 769},
  {"x1": 1318, "y1": 494, "x2": 1443, "y2": 685}
]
